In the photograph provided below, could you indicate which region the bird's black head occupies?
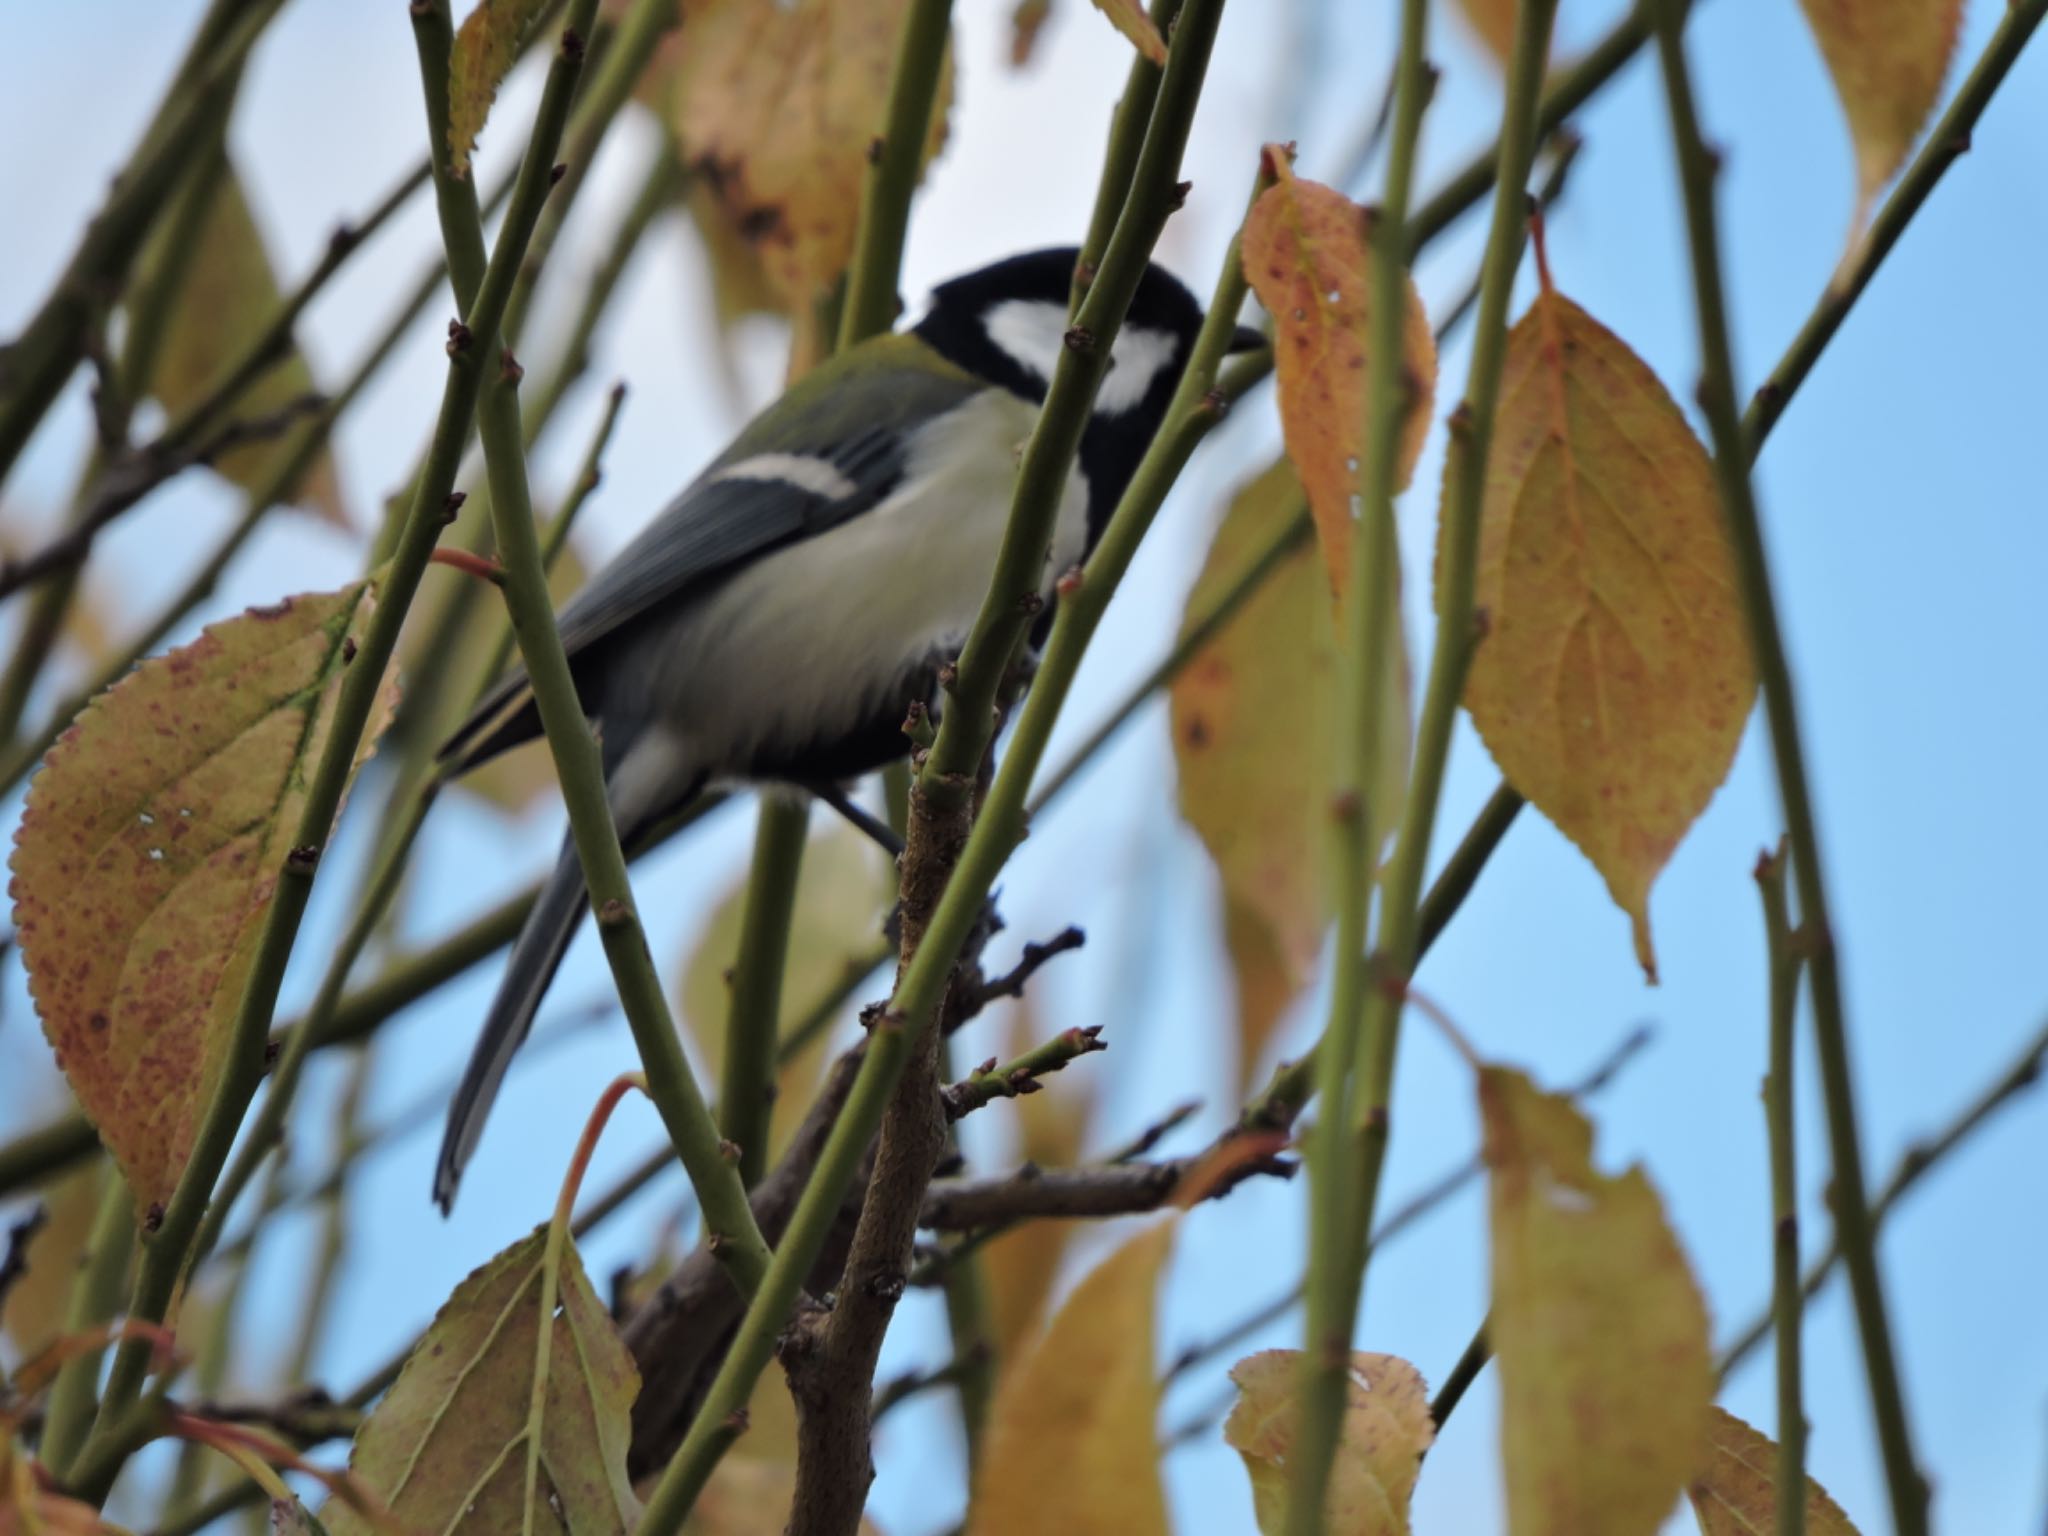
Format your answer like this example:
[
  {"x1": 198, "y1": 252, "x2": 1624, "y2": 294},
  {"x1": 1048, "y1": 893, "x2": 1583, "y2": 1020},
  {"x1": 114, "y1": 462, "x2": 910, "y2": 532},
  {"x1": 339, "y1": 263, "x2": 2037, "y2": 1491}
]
[{"x1": 912, "y1": 247, "x2": 1259, "y2": 542}]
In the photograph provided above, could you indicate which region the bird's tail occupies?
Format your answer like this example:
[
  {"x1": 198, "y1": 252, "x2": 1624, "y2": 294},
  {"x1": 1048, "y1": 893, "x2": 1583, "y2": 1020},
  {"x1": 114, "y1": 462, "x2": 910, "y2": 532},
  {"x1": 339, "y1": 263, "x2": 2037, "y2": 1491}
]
[{"x1": 434, "y1": 832, "x2": 587, "y2": 1213}]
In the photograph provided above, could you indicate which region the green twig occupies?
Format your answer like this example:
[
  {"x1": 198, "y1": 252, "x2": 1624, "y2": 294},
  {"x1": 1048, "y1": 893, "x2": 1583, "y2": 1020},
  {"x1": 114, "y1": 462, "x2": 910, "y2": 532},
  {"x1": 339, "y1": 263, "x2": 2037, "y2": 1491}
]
[
  {"x1": 1651, "y1": 7, "x2": 1925, "y2": 1529},
  {"x1": 1068, "y1": 0, "x2": 1186, "y2": 312},
  {"x1": 70, "y1": 3, "x2": 608, "y2": 1499},
  {"x1": 1288, "y1": 0, "x2": 1438, "y2": 1517},
  {"x1": 720, "y1": 796, "x2": 811, "y2": 1187},
  {"x1": 637, "y1": 10, "x2": 1234, "y2": 1524},
  {"x1": 837, "y1": 0, "x2": 955, "y2": 348},
  {"x1": 1428, "y1": 1316, "x2": 1491, "y2": 1428},
  {"x1": 941, "y1": 1024, "x2": 1106, "y2": 1119},
  {"x1": 37, "y1": 1170, "x2": 135, "y2": 1480},
  {"x1": 1756, "y1": 845, "x2": 1806, "y2": 1536}
]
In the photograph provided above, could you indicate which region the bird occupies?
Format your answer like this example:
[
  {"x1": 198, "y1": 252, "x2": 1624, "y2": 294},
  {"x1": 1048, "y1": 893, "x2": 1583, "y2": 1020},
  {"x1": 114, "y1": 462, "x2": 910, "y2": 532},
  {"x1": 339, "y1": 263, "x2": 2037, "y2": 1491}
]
[{"x1": 432, "y1": 246, "x2": 1260, "y2": 1211}]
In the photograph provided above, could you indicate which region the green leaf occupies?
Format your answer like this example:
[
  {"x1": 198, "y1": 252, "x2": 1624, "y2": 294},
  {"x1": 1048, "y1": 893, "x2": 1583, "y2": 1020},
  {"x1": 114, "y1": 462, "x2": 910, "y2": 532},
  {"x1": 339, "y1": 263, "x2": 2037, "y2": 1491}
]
[
  {"x1": 1223, "y1": 1349, "x2": 1434, "y2": 1536},
  {"x1": 322, "y1": 1227, "x2": 640, "y2": 1534},
  {"x1": 448, "y1": 0, "x2": 555, "y2": 176},
  {"x1": 1483, "y1": 1066, "x2": 1713, "y2": 1536},
  {"x1": 9, "y1": 585, "x2": 398, "y2": 1217}
]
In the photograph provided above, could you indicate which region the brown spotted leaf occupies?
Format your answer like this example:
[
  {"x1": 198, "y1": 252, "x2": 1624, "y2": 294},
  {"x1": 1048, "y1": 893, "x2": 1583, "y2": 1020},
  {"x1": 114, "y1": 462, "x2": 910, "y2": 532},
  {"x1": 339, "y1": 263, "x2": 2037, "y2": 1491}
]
[
  {"x1": 448, "y1": 0, "x2": 554, "y2": 176},
  {"x1": 1241, "y1": 155, "x2": 1436, "y2": 593},
  {"x1": 1087, "y1": 0, "x2": 1167, "y2": 62},
  {"x1": 1483, "y1": 1066, "x2": 1713, "y2": 1536},
  {"x1": 152, "y1": 164, "x2": 346, "y2": 527},
  {"x1": 674, "y1": 0, "x2": 954, "y2": 311},
  {"x1": 967, "y1": 1222, "x2": 1174, "y2": 1536},
  {"x1": 1689, "y1": 1407, "x2": 1861, "y2": 1536},
  {"x1": 1797, "y1": 0, "x2": 1963, "y2": 225},
  {"x1": 1172, "y1": 458, "x2": 1409, "y2": 1092},
  {"x1": 1455, "y1": 271, "x2": 1753, "y2": 979},
  {"x1": 322, "y1": 1227, "x2": 639, "y2": 1534},
  {"x1": 1223, "y1": 1349, "x2": 1434, "y2": 1535},
  {"x1": 8, "y1": 585, "x2": 398, "y2": 1216}
]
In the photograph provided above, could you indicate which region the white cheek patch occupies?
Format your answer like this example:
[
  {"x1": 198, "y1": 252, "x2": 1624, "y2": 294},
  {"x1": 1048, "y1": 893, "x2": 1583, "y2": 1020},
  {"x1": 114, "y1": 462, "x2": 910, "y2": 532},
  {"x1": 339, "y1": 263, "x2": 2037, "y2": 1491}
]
[
  {"x1": 711, "y1": 452, "x2": 860, "y2": 501},
  {"x1": 983, "y1": 298, "x2": 1071, "y2": 384},
  {"x1": 1097, "y1": 325, "x2": 1181, "y2": 415}
]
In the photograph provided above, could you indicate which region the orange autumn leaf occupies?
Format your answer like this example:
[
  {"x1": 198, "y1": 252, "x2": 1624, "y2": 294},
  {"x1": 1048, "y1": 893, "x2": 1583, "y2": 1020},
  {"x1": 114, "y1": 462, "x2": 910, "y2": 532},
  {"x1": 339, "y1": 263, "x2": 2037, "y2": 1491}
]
[
  {"x1": 1223, "y1": 1349, "x2": 1434, "y2": 1535},
  {"x1": 1689, "y1": 1407, "x2": 1862, "y2": 1536},
  {"x1": 1241, "y1": 154, "x2": 1436, "y2": 594},
  {"x1": 675, "y1": 0, "x2": 954, "y2": 312},
  {"x1": 8, "y1": 585, "x2": 398, "y2": 1216},
  {"x1": 1483, "y1": 1066, "x2": 1712, "y2": 1536},
  {"x1": 966, "y1": 1222, "x2": 1174, "y2": 1536},
  {"x1": 1454, "y1": 254, "x2": 1752, "y2": 979},
  {"x1": 1796, "y1": 0, "x2": 1963, "y2": 226},
  {"x1": 1450, "y1": 0, "x2": 1518, "y2": 67},
  {"x1": 1087, "y1": 0, "x2": 1167, "y2": 62}
]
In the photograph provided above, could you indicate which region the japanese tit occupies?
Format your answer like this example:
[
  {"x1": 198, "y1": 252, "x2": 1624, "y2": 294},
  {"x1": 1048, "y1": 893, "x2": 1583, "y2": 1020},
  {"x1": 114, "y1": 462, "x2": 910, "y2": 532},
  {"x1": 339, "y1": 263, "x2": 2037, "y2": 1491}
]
[{"x1": 433, "y1": 246, "x2": 1259, "y2": 1210}]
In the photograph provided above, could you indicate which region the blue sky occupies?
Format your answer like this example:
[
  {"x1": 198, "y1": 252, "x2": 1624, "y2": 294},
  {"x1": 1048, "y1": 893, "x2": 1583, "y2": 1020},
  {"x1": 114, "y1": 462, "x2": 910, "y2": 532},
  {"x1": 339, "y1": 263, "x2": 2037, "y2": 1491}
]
[{"x1": 3, "y1": 1, "x2": 2045, "y2": 1531}]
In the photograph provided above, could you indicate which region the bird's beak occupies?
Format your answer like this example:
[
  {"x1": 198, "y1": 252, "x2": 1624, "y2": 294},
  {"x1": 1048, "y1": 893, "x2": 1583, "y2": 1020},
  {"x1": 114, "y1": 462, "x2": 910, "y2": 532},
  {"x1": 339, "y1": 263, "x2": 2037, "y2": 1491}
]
[{"x1": 1227, "y1": 321, "x2": 1268, "y2": 354}]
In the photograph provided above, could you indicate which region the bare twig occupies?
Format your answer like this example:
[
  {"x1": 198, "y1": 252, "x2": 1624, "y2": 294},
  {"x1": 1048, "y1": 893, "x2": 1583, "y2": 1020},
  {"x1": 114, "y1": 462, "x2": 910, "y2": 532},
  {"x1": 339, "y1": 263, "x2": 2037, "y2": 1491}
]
[
  {"x1": 941, "y1": 1024, "x2": 1107, "y2": 1120},
  {"x1": 919, "y1": 1150, "x2": 1293, "y2": 1232}
]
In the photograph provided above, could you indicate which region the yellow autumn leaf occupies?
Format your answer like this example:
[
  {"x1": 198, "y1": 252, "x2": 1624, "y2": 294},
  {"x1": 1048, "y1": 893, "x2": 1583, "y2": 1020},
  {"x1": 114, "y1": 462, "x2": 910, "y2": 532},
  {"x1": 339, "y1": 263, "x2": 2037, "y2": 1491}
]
[
  {"x1": 674, "y1": 0, "x2": 954, "y2": 312},
  {"x1": 1241, "y1": 154, "x2": 1437, "y2": 594},
  {"x1": 1456, "y1": 258, "x2": 1753, "y2": 980},
  {"x1": 8, "y1": 584, "x2": 399, "y2": 1216},
  {"x1": 680, "y1": 822, "x2": 892, "y2": 1151},
  {"x1": 1450, "y1": 0, "x2": 1518, "y2": 67},
  {"x1": 1009, "y1": 0, "x2": 1054, "y2": 66},
  {"x1": 1797, "y1": 0, "x2": 1963, "y2": 225},
  {"x1": 0, "y1": 1160, "x2": 104, "y2": 1361},
  {"x1": 152, "y1": 164, "x2": 347, "y2": 527},
  {"x1": 1223, "y1": 1349, "x2": 1434, "y2": 1536},
  {"x1": 323, "y1": 1227, "x2": 640, "y2": 1533},
  {"x1": 1483, "y1": 1066, "x2": 1713, "y2": 1536},
  {"x1": 982, "y1": 1002, "x2": 1096, "y2": 1351},
  {"x1": 1689, "y1": 1407, "x2": 1861, "y2": 1536},
  {"x1": 1088, "y1": 0, "x2": 1167, "y2": 62},
  {"x1": 447, "y1": 0, "x2": 554, "y2": 176},
  {"x1": 1171, "y1": 458, "x2": 1409, "y2": 1093},
  {"x1": 966, "y1": 1221, "x2": 1175, "y2": 1536}
]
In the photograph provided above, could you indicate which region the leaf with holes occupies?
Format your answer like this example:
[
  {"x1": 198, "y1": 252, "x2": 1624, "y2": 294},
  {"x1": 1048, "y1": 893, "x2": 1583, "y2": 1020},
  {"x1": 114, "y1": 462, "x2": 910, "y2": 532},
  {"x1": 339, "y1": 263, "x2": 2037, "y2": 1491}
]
[
  {"x1": 448, "y1": 0, "x2": 554, "y2": 176},
  {"x1": 321, "y1": 1226, "x2": 639, "y2": 1534},
  {"x1": 1797, "y1": 0, "x2": 1962, "y2": 225},
  {"x1": 1689, "y1": 1407, "x2": 1861, "y2": 1536},
  {"x1": 8, "y1": 585, "x2": 397, "y2": 1218},
  {"x1": 1224, "y1": 1349, "x2": 1434, "y2": 1535},
  {"x1": 1088, "y1": 0, "x2": 1166, "y2": 62},
  {"x1": 966, "y1": 1221, "x2": 1175, "y2": 1536},
  {"x1": 151, "y1": 162, "x2": 347, "y2": 527},
  {"x1": 1483, "y1": 1066, "x2": 1713, "y2": 1536},
  {"x1": 1454, "y1": 264, "x2": 1753, "y2": 980},
  {"x1": 1172, "y1": 457, "x2": 1408, "y2": 1092},
  {"x1": 675, "y1": 0, "x2": 954, "y2": 311},
  {"x1": 680, "y1": 821, "x2": 892, "y2": 1154},
  {"x1": 1241, "y1": 154, "x2": 1436, "y2": 594}
]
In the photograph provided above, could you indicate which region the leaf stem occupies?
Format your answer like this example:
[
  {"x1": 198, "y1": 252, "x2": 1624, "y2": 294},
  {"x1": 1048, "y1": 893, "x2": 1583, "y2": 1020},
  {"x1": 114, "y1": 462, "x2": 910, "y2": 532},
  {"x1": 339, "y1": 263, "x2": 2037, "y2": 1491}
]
[
  {"x1": 720, "y1": 795, "x2": 811, "y2": 1186},
  {"x1": 1755, "y1": 844, "x2": 1806, "y2": 1536},
  {"x1": 69, "y1": 2, "x2": 607, "y2": 1499},
  {"x1": 1651, "y1": 7, "x2": 1926, "y2": 1530}
]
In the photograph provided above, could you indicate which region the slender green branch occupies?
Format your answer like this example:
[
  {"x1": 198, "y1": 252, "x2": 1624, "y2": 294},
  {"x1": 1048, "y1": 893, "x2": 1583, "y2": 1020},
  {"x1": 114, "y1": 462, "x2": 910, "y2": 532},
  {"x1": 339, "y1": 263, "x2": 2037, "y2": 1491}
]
[
  {"x1": 37, "y1": 1171, "x2": 135, "y2": 1480},
  {"x1": 70, "y1": 6, "x2": 608, "y2": 1498},
  {"x1": 720, "y1": 796, "x2": 811, "y2": 1186},
  {"x1": 837, "y1": 0, "x2": 955, "y2": 347},
  {"x1": 1069, "y1": 0, "x2": 1186, "y2": 312},
  {"x1": 1720, "y1": 1013, "x2": 2048, "y2": 1379},
  {"x1": 426, "y1": 10, "x2": 772, "y2": 1302},
  {"x1": 1289, "y1": 0, "x2": 1439, "y2": 1520},
  {"x1": 0, "y1": 0, "x2": 282, "y2": 492},
  {"x1": 1428, "y1": 1316, "x2": 1492, "y2": 1429},
  {"x1": 1406, "y1": 0, "x2": 1650, "y2": 257},
  {"x1": 1651, "y1": 8, "x2": 1925, "y2": 1529},
  {"x1": 638, "y1": 12, "x2": 1234, "y2": 1523},
  {"x1": 1756, "y1": 845, "x2": 1806, "y2": 1536}
]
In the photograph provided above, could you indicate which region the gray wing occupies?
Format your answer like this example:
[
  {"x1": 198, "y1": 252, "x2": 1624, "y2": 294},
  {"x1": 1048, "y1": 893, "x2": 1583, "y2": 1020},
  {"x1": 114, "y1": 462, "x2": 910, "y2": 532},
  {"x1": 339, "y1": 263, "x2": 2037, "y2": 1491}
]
[{"x1": 441, "y1": 348, "x2": 979, "y2": 771}]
